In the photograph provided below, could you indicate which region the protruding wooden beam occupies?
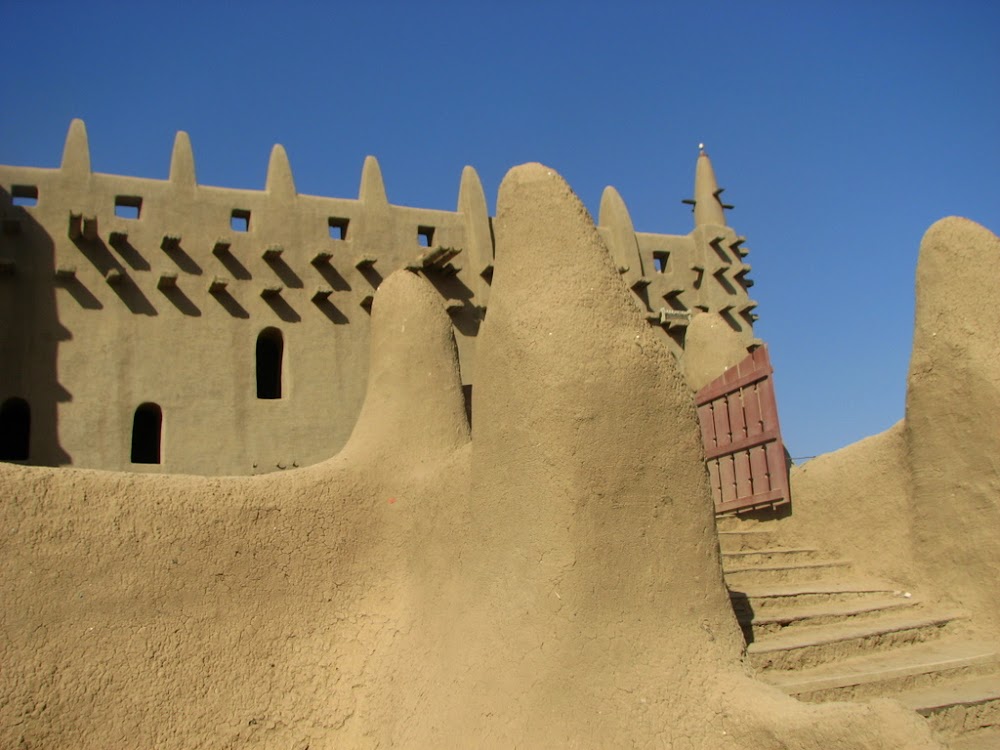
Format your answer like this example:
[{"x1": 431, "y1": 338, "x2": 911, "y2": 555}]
[
  {"x1": 161, "y1": 234, "x2": 182, "y2": 251},
  {"x1": 263, "y1": 245, "x2": 284, "y2": 261},
  {"x1": 68, "y1": 212, "x2": 82, "y2": 239},
  {"x1": 157, "y1": 273, "x2": 178, "y2": 289},
  {"x1": 311, "y1": 287, "x2": 332, "y2": 302},
  {"x1": 82, "y1": 216, "x2": 98, "y2": 240},
  {"x1": 260, "y1": 285, "x2": 283, "y2": 298},
  {"x1": 104, "y1": 268, "x2": 124, "y2": 285},
  {"x1": 209, "y1": 277, "x2": 229, "y2": 293}
]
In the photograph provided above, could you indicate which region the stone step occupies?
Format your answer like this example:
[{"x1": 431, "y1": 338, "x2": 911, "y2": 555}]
[
  {"x1": 717, "y1": 529, "x2": 778, "y2": 552},
  {"x1": 723, "y1": 558, "x2": 852, "y2": 586},
  {"x1": 739, "y1": 595, "x2": 920, "y2": 637},
  {"x1": 893, "y1": 674, "x2": 1000, "y2": 737},
  {"x1": 946, "y1": 726, "x2": 1000, "y2": 750},
  {"x1": 729, "y1": 581, "x2": 901, "y2": 613},
  {"x1": 747, "y1": 611, "x2": 964, "y2": 671},
  {"x1": 765, "y1": 639, "x2": 1000, "y2": 703},
  {"x1": 722, "y1": 547, "x2": 822, "y2": 567}
]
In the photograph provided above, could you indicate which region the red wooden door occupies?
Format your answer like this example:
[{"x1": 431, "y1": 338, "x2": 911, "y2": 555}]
[{"x1": 695, "y1": 346, "x2": 790, "y2": 515}]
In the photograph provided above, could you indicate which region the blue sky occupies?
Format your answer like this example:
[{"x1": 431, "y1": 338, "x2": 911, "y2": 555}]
[{"x1": 3, "y1": 1, "x2": 998, "y2": 459}]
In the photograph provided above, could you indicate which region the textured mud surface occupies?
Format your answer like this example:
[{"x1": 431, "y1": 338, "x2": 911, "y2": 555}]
[{"x1": 0, "y1": 165, "x2": 942, "y2": 748}]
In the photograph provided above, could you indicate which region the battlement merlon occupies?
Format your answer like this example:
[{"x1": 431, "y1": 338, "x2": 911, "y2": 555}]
[{"x1": 0, "y1": 120, "x2": 757, "y2": 349}]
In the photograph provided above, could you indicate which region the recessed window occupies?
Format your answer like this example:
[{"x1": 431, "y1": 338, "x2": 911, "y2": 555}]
[
  {"x1": 11, "y1": 185, "x2": 38, "y2": 207},
  {"x1": 130, "y1": 402, "x2": 162, "y2": 464},
  {"x1": 653, "y1": 251, "x2": 669, "y2": 273},
  {"x1": 328, "y1": 216, "x2": 349, "y2": 240},
  {"x1": 114, "y1": 195, "x2": 142, "y2": 219},
  {"x1": 231, "y1": 209, "x2": 251, "y2": 232},
  {"x1": 417, "y1": 225, "x2": 435, "y2": 247},
  {"x1": 0, "y1": 397, "x2": 30, "y2": 460},
  {"x1": 256, "y1": 327, "x2": 284, "y2": 399}
]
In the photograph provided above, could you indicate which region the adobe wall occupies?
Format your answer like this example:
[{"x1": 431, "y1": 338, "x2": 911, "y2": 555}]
[{"x1": 0, "y1": 121, "x2": 758, "y2": 475}]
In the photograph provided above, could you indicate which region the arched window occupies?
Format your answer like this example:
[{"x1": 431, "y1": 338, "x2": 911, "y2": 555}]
[
  {"x1": 0, "y1": 397, "x2": 30, "y2": 460},
  {"x1": 131, "y1": 403, "x2": 162, "y2": 464},
  {"x1": 256, "y1": 327, "x2": 284, "y2": 399}
]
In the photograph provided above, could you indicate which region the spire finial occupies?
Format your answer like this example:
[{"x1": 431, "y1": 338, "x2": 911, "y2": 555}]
[
  {"x1": 60, "y1": 118, "x2": 91, "y2": 178},
  {"x1": 265, "y1": 143, "x2": 296, "y2": 198},
  {"x1": 169, "y1": 131, "x2": 197, "y2": 188},
  {"x1": 689, "y1": 147, "x2": 730, "y2": 227}
]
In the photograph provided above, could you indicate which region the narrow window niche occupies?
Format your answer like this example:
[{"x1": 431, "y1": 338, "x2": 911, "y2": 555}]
[
  {"x1": 256, "y1": 327, "x2": 284, "y2": 399},
  {"x1": 328, "y1": 216, "x2": 349, "y2": 240},
  {"x1": 114, "y1": 195, "x2": 143, "y2": 219},
  {"x1": 130, "y1": 402, "x2": 162, "y2": 464},
  {"x1": 231, "y1": 208, "x2": 251, "y2": 232},
  {"x1": 417, "y1": 225, "x2": 435, "y2": 247},
  {"x1": 0, "y1": 397, "x2": 30, "y2": 460},
  {"x1": 11, "y1": 185, "x2": 39, "y2": 208},
  {"x1": 653, "y1": 251, "x2": 669, "y2": 274}
]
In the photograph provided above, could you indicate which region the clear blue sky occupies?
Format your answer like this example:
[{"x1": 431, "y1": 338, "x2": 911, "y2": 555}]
[{"x1": 3, "y1": 1, "x2": 998, "y2": 460}]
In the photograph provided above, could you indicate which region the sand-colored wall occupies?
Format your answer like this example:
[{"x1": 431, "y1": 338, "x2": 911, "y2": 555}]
[
  {"x1": 905, "y1": 217, "x2": 1000, "y2": 631},
  {"x1": 0, "y1": 123, "x2": 488, "y2": 476},
  {"x1": 0, "y1": 122, "x2": 757, "y2": 476},
  {"x1": 788, "y1": 217, "x2": 1000, "y2": 635},
  {"x1": 0, "y1": 162, "x2": 938, "y2": 749}
]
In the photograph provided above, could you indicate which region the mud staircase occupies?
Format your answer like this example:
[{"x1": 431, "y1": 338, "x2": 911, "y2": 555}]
[{"x1": 720, "y1": 522, "x2": 1000, "y2": 749}]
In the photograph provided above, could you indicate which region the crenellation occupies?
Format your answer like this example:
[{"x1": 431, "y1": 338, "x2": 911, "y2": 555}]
[
  {"x1": 168, "y1": 131, "x2": 197, "y2": 188},
  {"x1": 0, "y1": 122, "x2": 760, "y2": 475},
  {"x1": 264, "y1": 144, "x2": 296, "y2": 199}
]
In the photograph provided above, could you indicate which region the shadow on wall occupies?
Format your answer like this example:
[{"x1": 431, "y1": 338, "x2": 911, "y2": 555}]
[{"x1": 0, "y1": 187, "x2": 71, "y2": 465}]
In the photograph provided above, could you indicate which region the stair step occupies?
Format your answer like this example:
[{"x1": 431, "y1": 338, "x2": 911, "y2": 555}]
[
  {"x1": 741, "y1": 595, "x2": 919, "y2": 636},
  {"x1": 722, "y1": 547, "x2": 821, "y2": 566},
  {"x1": 747, "y1": 611, "x2": 964, "y2": 671},
  {"x1": 946, "y1": 726, "x2": 1000, "y2": 750},
  {"x1": 730, "y1": 581, "x2": 903, "y2": 612},
  {"x1": 765, "y1": 639, "x2": 1000, "y2": 702},
  {"x1": 717, "y1": 529, "x2": 777, "y2": 552},
  {"x1": 724, "y1": 559, "x2": 851, "y2": 584},
  {"x1": 893, "y1": 674, "x2": 1000, "y2": 736}
]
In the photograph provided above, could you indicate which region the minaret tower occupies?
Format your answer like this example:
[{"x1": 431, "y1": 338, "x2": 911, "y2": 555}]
[{"x1": 683, "y1": 144, "x2": 734, "y2": 227}]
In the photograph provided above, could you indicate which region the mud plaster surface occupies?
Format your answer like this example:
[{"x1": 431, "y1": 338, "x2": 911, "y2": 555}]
[
  {"x1": 1, "y1": 165, "x2": 939, "y2": 748},
  {"x1": 790, "y1": 217, "x2": 1000, "y2": 637}
]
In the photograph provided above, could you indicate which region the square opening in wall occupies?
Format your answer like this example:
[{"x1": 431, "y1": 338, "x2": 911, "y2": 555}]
[
  {"x1": 231, "y1": 209, "x2": 251, "y2": 232},
  {"x1": 11, "y1": 185, "x2": 38, "y2": 207},
  {"x1": 653, "y1": 251, "x2": 669, "y2": 273},
  {"x1": 418, "y1": 225, "x2": 435, "y2": 247},
  {"x1": 114, "y1": 195, "x2": 142, "y2": 219},
  {"x1": 328, "y1": 216, "x2": 349, "y2": 240}
]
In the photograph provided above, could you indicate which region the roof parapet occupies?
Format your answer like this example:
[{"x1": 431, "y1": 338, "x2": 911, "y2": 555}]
[
  {"x1": 359, "y1": 155, "x2": 388, "y2": 207},
  {"x1": 458, "y1": 165, "x2": 494, "y2": 271},
  {"x1": 684, "y1": 144, "x2": 731, "y2": 228},
  {"x1": 265, "y1": 144, "x2": 296, "y2": 198},
  {"x1": 598, "y1": 185, "x2": 644, "y2": 275},
  {"x1": 169, "y1": 131, "x2": 197, "y2": 189},
  {"x1": 60, "y1": 119, "x2": 91, "y2": 180}
]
